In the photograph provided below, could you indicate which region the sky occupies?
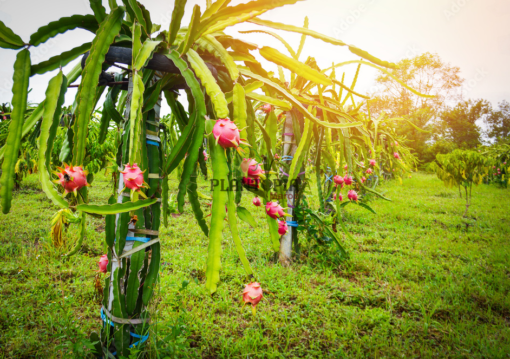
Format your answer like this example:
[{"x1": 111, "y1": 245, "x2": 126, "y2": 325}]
[{"x1": 0, "y1": 0, "x2": 509, "y2": 114}]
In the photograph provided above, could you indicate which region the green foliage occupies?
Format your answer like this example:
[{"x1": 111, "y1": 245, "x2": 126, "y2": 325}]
[{"x1": 433, "y1": 149, "x2": 488, "y2": 189}]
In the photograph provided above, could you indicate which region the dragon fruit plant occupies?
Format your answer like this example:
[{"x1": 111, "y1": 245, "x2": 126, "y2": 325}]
[{"x1": 0, "y1": 0, "x2": 432, "y2": 355}]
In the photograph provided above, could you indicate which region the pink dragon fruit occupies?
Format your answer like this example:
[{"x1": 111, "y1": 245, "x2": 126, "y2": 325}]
[
  {"x1": 366, "y1": 169, "x2": 373, "y2": 175},
  {"x1": 278, "y1": 220, "x2": 288, "y2": 235},
  {"x1": 243, "y1": 282, "x2": 263, "y2": 307},
  {"x1": 395, "y1": 141, "x2": 399, "y2": 146},
  {"x1": 121, "y1": 163, "x2": 147, "y2": 192},
  {"x1": 266, "y1": 201, "x2": 285, "y2": 219},
  {"x1": 348, "y1": 190, "x2": 358, "y2": 201},
  {"x1": 241, "y1": 158, "x2": 265, "y2": 188},
  {"x1": 247, "y1": 160, "x2": 265, "y2": 179},
  {"x1": 394, "y1": 152, "x2": 401, "y2": 160},
  {"x1": 333, "y1": 193, "x2": 343, "y2": 202},
  {"x1": 504, "y1": 162, "x2": 507, "y2": 165},
  {"x1": 274, "y1": 153, "x2": 280, "y2": 160},
  {"x1": 260, "y1": 104, "x2": 272, "y2": 113},
  {"x1": 493, "y1": 166, "x2": 496, "y2": 169},
  {"x1": 344, "y1": 165, "x2": 348, "y2": 171},
  {"x1": 213, "y1": 118, "x2": 241, "y2": 149},
  {"x1": 55, "y1": 164, "x2": 89, "y2": 195},
  {"x1": 97, "y1": 254, "x2": 108, "y2": 274},
  {"x1": 243, "y1": 176, "x2": 261, "y2": 188},
  {"x1": 333, "y1": 175, "x2": 344, "y2": 186},
  {"x1": 203, "y1": 150, "x2": 208, "y2": 161},
  {"x1": 361, "y1": 176, "x2": 367, "y2": 184},
  {"x1": 252, "y1": 197, "x2": 262, "y2": 207},
  {"x1": 344, "y1": 175, "x2": 353, "y2": 186},
  {"x1": 369, "y1": 159, "x2": 376, "y2": 166}
]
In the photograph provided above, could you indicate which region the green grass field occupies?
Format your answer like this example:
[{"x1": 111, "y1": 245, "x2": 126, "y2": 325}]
[{"x1": 1, "y1": 172, "x2": 509, "y2": 358}]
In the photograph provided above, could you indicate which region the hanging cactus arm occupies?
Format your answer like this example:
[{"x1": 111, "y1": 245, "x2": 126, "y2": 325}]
[
  {"x1": 73, "y1": 7, "x2": 124, "y2": 165},
  {"x1": 205, "y1": 119, "x2": 229, "y2": 294},
  {"x1": 38, "y1": 71, "x2": 69, "y2": 209},
  {"x1": 0, "y1": 49, "x2": 30, "y2": 214}
]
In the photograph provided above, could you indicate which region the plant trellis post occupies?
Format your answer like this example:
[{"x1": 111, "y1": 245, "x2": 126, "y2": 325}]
[
  {"x1": 101, "y1": 74, "x2": 163, "y2": 356},
  {"x1": 280, "y1": 112, "x2": 297, "y2": 266}
]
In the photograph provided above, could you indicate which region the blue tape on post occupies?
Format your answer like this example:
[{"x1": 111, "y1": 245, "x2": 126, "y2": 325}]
[
  {"x1": 126, "y1": 236, "x2": 150, "y2": 243},
  {"x1": 146, "y1": 140, "x2": 159, "y2": 147},
  {"x1": 100, "y1": 308, "x2": 150, "y2": 355},
  {"x1": 286, "y1": 221, "x2": 299, "y2": 228},
  {"x1": 325, "y1": 174, "x2": 333, "y2": 182},
  {"x1": 282, "y1": 155, "x2": 293, "y2": 161}
]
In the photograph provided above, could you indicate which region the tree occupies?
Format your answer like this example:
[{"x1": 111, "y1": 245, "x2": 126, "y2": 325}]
[
  {"x1": 370, "y1": 52, "x2": 463, "y2": 117},
  {"x1": 368, "y1": 53, "x2": 464, "y2": 161},
  {"x1": 432, "y1": 150, "x2": 489, "y2": 217},
  {"x1": 485, "y1": 100, "x2": 510, "y2": 142},
  {"x1": 438, "y1": 99, "x2": 490, "y2": 149}
]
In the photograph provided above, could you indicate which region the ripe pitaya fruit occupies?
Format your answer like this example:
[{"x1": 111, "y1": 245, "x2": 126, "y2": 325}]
[
  {"x1": 266, "y1": 201, "x2": 285, "y2": 219},
  {"x1": 98, "y1": 254, "x2": 108, "y2": 274},
  {"x1": 260, "y1": 104, "x2": 272, "y2": 113},
  {"x1": 333, "y1": 175, "x2": 344, "y2": 186},
  {"x1": 274, "y1": 153, "x2": 280, "y2": 160},
  {"x1": 366, "y1": 169, "x2": 373, "y2": 175},
  {"x1": 241, "y1": 158, "x2": 265, "y2": 179},
  {"x1": 121, "y1": 163, "x2": 147, "y2": 193},
  {"x1": 243, "y1": 176, "x2": 261, "y2": 188},
  {"x1": 504, "y1": 162, "x2": 507, "y2": 165},
  {"x1": 55, "y1": 164, "x2": 89, "y2": 195},
  {"x1": 253, "y1": 197, "x2": 262, "y2": 207},
  {"x1": 361, "y1": 176, "x2": 366, "y2": 184},
  {"x1": 241, "y1": 158, "x2": 265, "y2": 188},
  {"x1": 369, "y1": 159, "x2": 376, "y2": 166},
  {"x1": 395, "y1": 141, "x2": 399, "y2": 146},
  {"x1": 243, "y1": 282, "x2": 263, "y2": 307},
  {"x1": 348, "y1": 190, "x2": 358, "y2": 201},
  {"x1": 333, "y1": 193, "x2": 343, "y2": 202},
  {"x1": 394, "y1": 152, "x2": 400, "y2": 160},
  {"x1": 344, "y1": 175, "x2": 353, "y2": 186},
  {"x1": 344, "y1": 164, "x2": 348, "y2": 171},
  {"x1": 203, "y1": 150, "x2": 208, "y2": 161},
  {"x1": 278, "y1": 221, "x2": 288, "y2": 235},
  {"x1": 213, "y1": 118, "x2": 241, "y2": 149}
]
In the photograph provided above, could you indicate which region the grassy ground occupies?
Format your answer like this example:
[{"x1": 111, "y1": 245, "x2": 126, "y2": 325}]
[{"x1": 1, "y1": 171, "x2": 509, "y2": 358}]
